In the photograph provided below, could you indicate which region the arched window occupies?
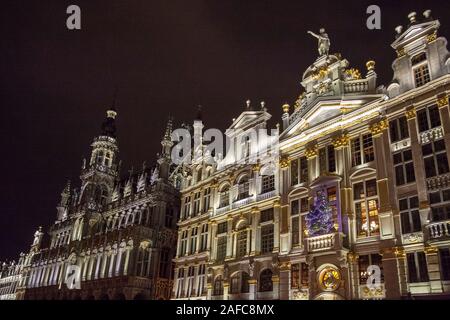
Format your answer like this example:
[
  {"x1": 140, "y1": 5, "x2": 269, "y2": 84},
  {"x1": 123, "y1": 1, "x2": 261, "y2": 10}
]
[
  {"x1": 241, "y1": 272, "x2": 250, "y2": 293},
  {"x1": 259, "y1": 269, "x2": 273, "y2": 292},
  {"x1": 213, "y1": 276, "x2": 224, "y2": 296}
]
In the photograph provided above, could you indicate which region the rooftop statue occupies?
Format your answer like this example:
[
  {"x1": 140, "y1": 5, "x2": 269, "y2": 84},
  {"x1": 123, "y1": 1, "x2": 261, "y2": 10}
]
[{"x1": 307, "y1": 28, "x2": 330, "y2": 56}]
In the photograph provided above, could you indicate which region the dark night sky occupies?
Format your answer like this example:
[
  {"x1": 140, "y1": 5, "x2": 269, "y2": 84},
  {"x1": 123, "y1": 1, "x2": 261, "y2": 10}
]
[{"x1": 1, "y1": 0, "x2": 449, "y2": 260}]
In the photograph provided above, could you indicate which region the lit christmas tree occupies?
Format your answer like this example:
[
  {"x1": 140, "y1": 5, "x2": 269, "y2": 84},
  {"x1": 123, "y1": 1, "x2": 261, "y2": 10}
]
[{"x1": 305, "y1": 190, "x2": 334, "y2": 236}]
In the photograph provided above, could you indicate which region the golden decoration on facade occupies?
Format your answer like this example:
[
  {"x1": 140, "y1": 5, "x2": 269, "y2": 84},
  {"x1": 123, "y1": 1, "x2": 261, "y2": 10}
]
[
  {"x1": 437, "y1": 95, "x2": 449, "y2": 108},
  {"x1": 279, "y1": 156, "x2": 290, "y2": 169},
  {"x1": 366, "y1": 60, "x2": 376, "y2": 72},
  {"x1": 305, "y1": 145, "x2": 318, "y2": 159},
  {"x1": 405, "y1": 108, "x2": 416, "y2": 120},
  {"x1": 424, "y1": 245, "x2": 438, "y2": 254},
  {"x1": 318, "y1": 267, "x2": 341, "y2": 292},
  {"x1": 271, "y1": 275, "x2": 280, "y2": 283},
  {"x1": 331, "y1": 133, "x2": 349, "y2": 149},
  {"x1": 396, "y1": 48, "x2": 406, "y2": 58},
  {"x1": 394, "y1": 247, "x2": 405, "y2": 258},
  {"x1": 282, "y1": 103, "x2": 290, "y2": 113},
  {"x1": 312, "y1": 66, "x2": 329, "y2": 80},
  {"x1": 252, "y1": 163, "x2": 260, "y2": 172},
  {"x1": 344, "y1": 68, "x2": 361, "y2": 80},
  {"x1": 369, "y1": 119, "x2": 388, "y2": 137},
  {"x1": 279, "y1": 262, "x2": 291, "y2": 271},
  {"x1": 427, "y1": 31, "x2": 437, "y2": 43},
  {"x1": 347, "y1": 252, "x2": 359, "y2": 263}
]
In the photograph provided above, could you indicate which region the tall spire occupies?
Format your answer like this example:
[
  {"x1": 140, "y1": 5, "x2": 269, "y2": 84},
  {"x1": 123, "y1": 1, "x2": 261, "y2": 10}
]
[{"x1": 163, "y1": 117, "x2": 173, "y2": 142}]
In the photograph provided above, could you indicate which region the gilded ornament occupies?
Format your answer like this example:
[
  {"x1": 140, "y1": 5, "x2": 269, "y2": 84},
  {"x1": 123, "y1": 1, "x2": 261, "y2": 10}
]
[
  {"x1": 437, "y1": 96, "x2": 449, "y2": 108},
  {"x1": 369, "y1": 119, "x2": 388, "y2": 137},
  {"x1": 427, "y1": 31, "x2": 437, "y2": 43},
  {"x1": 331, "y1": 133, "x2": 349, "y2": 149},
  {"x1": 366, "y1": 60, "x2": 376, "y2": 72},
  {"x1": 305, "y1": 145, "x2": 318, "y2": 159},
  {"x1": 405, "y1": 108, "x2": 416, "y2": 120}
]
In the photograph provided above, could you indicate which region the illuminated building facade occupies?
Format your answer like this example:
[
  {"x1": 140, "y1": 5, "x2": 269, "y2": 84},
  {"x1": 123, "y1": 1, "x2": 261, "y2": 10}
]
[
  {"x1": 1, "y1": 108, "x2": 180, "y2": 300},
  {"x1": 172, "y1": 11, "x2": 450, "y2": 300}
]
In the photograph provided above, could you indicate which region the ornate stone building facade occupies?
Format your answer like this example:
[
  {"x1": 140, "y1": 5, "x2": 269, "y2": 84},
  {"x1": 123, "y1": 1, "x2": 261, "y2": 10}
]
[
  {"x1": 1, "y1": 107, "x2": 180, "y2": 300},
  {"x1": 172, "y1": 11, "x2": 450, "y2": 300}
]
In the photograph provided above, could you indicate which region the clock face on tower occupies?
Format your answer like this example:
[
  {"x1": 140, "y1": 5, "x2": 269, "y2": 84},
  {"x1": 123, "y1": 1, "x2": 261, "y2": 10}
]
[{"x1": 318, "y1": 266, "x2": 341, "y2": 292}]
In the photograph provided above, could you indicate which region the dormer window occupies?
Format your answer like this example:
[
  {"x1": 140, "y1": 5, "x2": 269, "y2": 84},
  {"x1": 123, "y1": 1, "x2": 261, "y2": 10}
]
[{"x1": 412, "y1": 52, "x2": 431, "y2": 87}]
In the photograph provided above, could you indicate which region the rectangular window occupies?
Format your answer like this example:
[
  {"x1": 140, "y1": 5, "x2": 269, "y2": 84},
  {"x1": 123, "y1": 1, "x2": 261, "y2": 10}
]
[
  {"x1": 183, "y1": 196, "x2": 191, "y2": 219},
  {"x1": 203, "y1": 188, "x2": 211, "y2": 213},
  {"x1": 399, "y1": 196, "x2": 421, "y2": 234},
  {"x1": 429, "y1": 188, "x2": 450, "y2": 221},
  {"x1": 216, "y1": 236, "x2": 227, "y2": 262},
  {"x1": 292, "y1": 216, "x2": 299, "y2": 246},
  {"x1": 407, "y1": 252, "x2": 429, "y2": 283},
  {"x1": 352, "y1": 134, "x2": 374, "y2": 167},
  {"x1": 236, "y1": 230, "x2": 247, "y2": 258},
  {"x1": 193, "y1": 192, "x2": 201, "y2": 216},
  {"x1": 260, "y1": 208, "x2": 274, "y2": 223},
  {"x1": 417, "y1": 105, "x2": 441, "y2": 132},
  {"x1": 422, "y1": 139, "x2": 449, "y2": 178},
  {"x1": 414, "y1": 64, "x2": 431, "y2": 87},
  {"x1": 389, "y1": 116, "x2": 409, "y2": 143},
  {"x1": 354, "y1": 179, "x2": 379, "y2": 238},
  {"x1": 262, "y1": 175, "x2": 275, "y2": 193},
  {"x1": 291, "y1": 263, "x2": 300, "y2": 289},
  {"x1": 190, "y1": 227, "x2": 198, "y2": 254},
  {"x1": 439, "y1": 248, "x2": 450, "y2": 281},
  {"x1": 319, "y1": 145, "x2": 336, "y2": 173},
  {"x1": 217, "y1": 222, "x2": 227, "y2": 234},
  {"x1": 300, "y1": 157, "x2": 308, "y2": 183},
  {"x1": 200, "y1": 224, "x2": 208, "y2": 252},
  {"x1": 393, "y1": 149, "x2": 415, "y2": 185},
  {"x1": 237, "y1": 180, "x2": 250, "y2": 200},
  {"x1": 291, "y1": 199, "x2": 299, "y2": 215},
  {"x1": 180, "y1": 230, "x2": 188, "y2": 256},
  {"x1": 261, "y1": 225, "x2": 274, "y2": 254}
]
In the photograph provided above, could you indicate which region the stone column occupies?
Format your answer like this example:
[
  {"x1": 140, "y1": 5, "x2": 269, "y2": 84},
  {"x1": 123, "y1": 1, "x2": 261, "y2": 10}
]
[
  {"x1": 272, "y1": 275, "x2": 280, "y2": 299},
  {"x1": 273, "y1": 200, "x2": 280, "y2": 252},
  {"x1": 369, "y1": 119, "x2": 395, "y2": 240},
  {"x1": 250, "y1": 208, "x2": 260, "y2": 256},
  {"x1": 223, "y1": 281, "x2": 229, "y2": 300},
  {"x1": 406, "y1": 108, "x2": 430, "y2": 224},
  {"x1": 278, "y1": 263, "x2": 290, "y2": 300},
  {"x1": 305, "y1": 144, "x2": 318, "y2": 183},
  {"x1": 425, "y1": 245, "x2": 443, "y2": 293},
  {"x1": 347, "y1": 252, "x2": 360, "y2": 299},
  {"x1": 226, "y1": 217, "x2": 233, "y2": 260},
  {"x1": 382, "y1": 247, "x2": 406, "y2": 299},
  {"x1": 210, "y1": 222, "x2": 218, "y2": 262},
  {"x1": 248, "y1": 279, "x2": 257, "y2": 299}
]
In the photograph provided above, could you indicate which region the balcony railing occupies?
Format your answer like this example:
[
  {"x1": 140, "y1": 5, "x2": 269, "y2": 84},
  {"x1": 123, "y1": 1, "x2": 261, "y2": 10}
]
[
  {"x1": 426, "y1": 219, "x2": 450, "y2": 240},
  {"x1": 419, "y1": 126, "x2": 444, "y2": 144},
  {"x1": 306, "y1": 233, "x2": 335, "y2": 252},
  {"x1": 256, "y1": 190, "x2": 277, "y2": 202},
  {"x1": 426, "y1": 173, "x2": 450, "y2": 190},
  {"x1": 343, "y1": 79, "x2": 369, "y2": 94},
  {"x1": 215, "y1": 205, "x2": 230, "y2": 216},
  {"x1": 232, "y1": 196, "x2": 254, "y2": 209}
]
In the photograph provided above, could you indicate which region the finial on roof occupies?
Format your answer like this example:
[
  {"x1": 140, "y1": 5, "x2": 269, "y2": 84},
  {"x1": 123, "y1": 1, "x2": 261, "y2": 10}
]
[
  {"x1": 423, "y1": 10, "x2": 432, "y2": 19},
  {"x1": 246, "y1": 99, "x2": 251, "y2": 109},
  {"x1": 395, "y1": 25, "x2": 403, "y2": 34},
  {"x1": 408, "y1": 12, "x2": 417, "y2": 24}
]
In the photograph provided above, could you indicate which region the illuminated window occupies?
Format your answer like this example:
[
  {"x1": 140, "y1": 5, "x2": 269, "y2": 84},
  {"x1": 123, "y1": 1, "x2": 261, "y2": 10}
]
[
  {"x1": 319, "y1": 145, "x2": 336, "y2": 173},
  {"x1": 351, "y1": 134, "x2": 374, "y2": 167},
  {"x1": 353, "y1": 179, "x2": 379, "y2": 238},
  {"x1": 291, "y1": 264, "x2": 300, "y2": 289},
  {"x1": 412, "y1": 52, "x2": 430, "y2": 87}
]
